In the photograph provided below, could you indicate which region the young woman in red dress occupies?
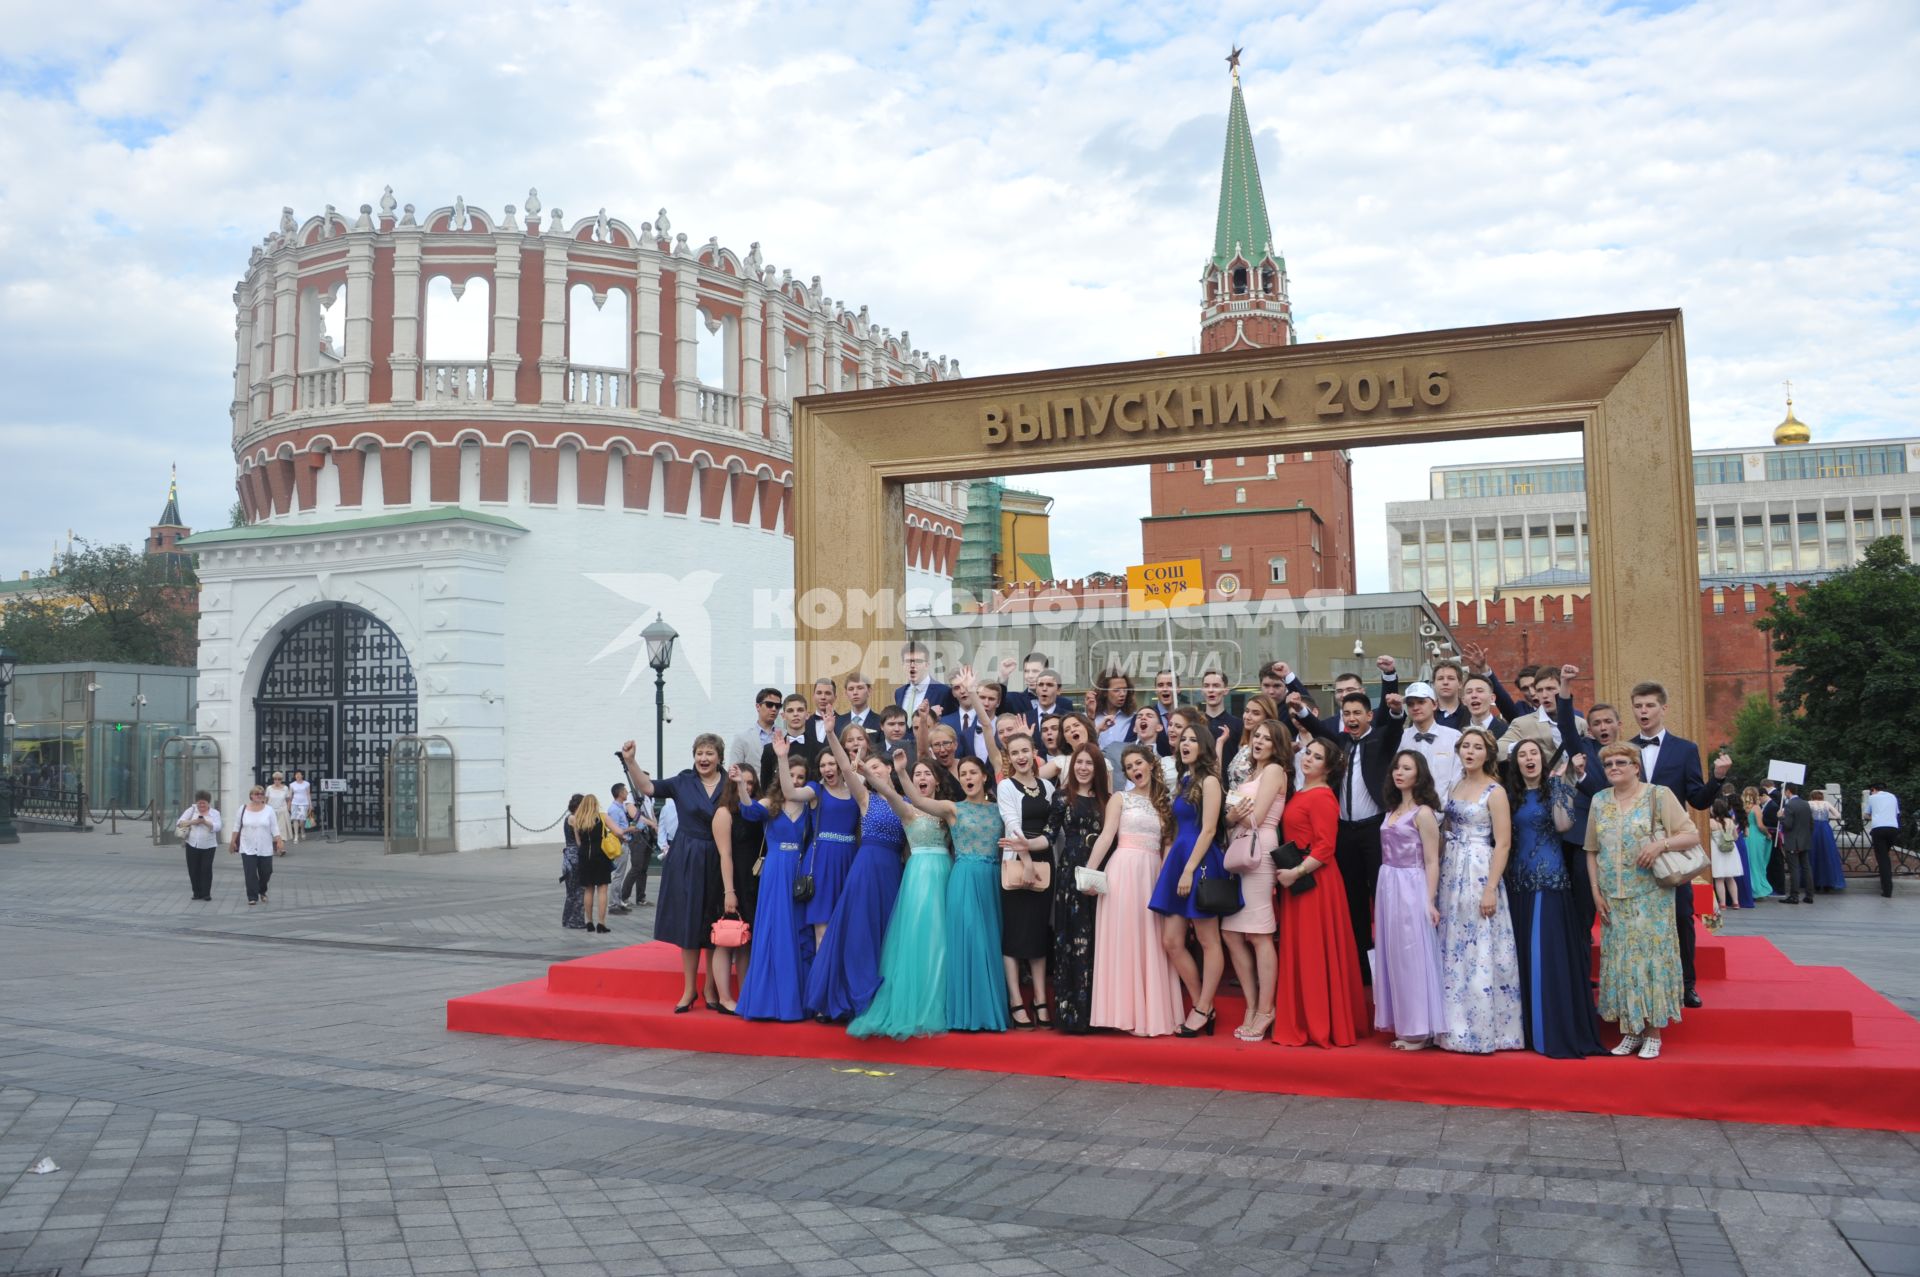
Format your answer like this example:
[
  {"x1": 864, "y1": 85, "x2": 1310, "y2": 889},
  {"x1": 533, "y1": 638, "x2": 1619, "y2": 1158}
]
[{"x1": 1273, "y1": 736, "x2": 1372, "y2": 1047}]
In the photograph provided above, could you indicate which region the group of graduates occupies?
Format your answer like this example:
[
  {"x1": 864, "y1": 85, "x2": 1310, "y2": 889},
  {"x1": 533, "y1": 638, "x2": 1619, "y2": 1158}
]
[{"x1": 570, "y1": 641, "x2": 1760, "y2": 1060}]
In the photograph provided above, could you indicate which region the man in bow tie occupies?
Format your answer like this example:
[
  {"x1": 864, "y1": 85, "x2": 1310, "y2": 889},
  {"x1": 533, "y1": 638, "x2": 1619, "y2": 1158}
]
[
  {"x1": 1626, "y1": 680, "x2": 1732, "y2": 1009},
  {"x1": 758, "y1": 694, "x2": 822, "y2": 793},
  {"x1": 1399, "y1": 682, "x2": 1462, "y2": 802}
]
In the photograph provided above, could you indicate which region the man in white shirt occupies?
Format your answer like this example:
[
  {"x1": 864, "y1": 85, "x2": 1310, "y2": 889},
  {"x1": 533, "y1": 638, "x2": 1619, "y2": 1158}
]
[
  {"x1": 606, "y1": 784, "x2": 636, "y2": 913},
  {"x1": 1399, "y1": 682, "x2": 1462, "y2": 801},
  {"x1": 840, "y1": 672, "x2": 882, "y2": 740},
  {"x1": 806, "y1": 677, "x2": 840, "y2": 747},
  {"x1": 174, "y1": 791, "x2": 222, "y2": 901},
  {"x1": 1867, "y1": 782, "x2": 1902, "y2": 898}
]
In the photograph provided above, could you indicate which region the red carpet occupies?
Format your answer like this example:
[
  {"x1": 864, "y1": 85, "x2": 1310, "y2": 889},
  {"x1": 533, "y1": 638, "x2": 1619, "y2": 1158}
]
[{"x1": 448, "y1": 921, "x2": 1920, "y2": 1133}]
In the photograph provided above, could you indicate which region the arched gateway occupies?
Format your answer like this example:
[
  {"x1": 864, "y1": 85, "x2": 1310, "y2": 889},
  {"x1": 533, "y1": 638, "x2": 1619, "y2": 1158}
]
[{"x1": 253, "y1": 604, "x2": 417, "y2": 835}]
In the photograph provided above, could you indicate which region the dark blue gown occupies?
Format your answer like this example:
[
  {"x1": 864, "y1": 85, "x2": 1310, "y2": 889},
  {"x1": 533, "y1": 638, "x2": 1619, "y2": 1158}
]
[
  {"x1": 1811, "y1": 810, "x2": 1847, "y2": 892},
  {"x1": 650, "y1": 771, "x2": 724, "y2": 950},
  {"x1": 1148, "y1": 777, "x2": 1234, "y2": 919},
  {"x1": 1506, "y1": 783, "x2": 1604, "y2": 1058},
  {"x1": 803, "y1": 796, "x2": 906, "y2": 1022},
  {"x1": 1733, "y1": 828, "x2": 1757, "y2": 908},
  {"x1": 803, "y1": 783, "x2": 861, "y2": 928},
  {"x1": 735, "y1": 802, "x2": 813, "y2": 1021}
]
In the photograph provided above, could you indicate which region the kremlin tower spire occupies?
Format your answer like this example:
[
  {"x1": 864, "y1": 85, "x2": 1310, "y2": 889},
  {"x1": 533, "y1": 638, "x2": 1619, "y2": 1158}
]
[{"x1": 1200, "y1": 50, "x2": 1292, "y2": 353}]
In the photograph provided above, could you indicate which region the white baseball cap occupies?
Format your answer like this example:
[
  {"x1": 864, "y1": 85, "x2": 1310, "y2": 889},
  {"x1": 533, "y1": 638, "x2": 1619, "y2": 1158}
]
[{"x1": 1404, "y1": 682, "x2": 1437, "y2": 700}]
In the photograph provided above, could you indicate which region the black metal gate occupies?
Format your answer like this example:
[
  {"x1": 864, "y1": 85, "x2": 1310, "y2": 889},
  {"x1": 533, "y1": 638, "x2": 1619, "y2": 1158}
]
[{"x1": 253, "y1": 605, "x2": 417, "y2": 835}]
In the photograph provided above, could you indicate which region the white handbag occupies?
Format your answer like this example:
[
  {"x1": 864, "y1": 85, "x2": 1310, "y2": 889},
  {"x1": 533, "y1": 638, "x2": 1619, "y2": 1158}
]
[
  {"x1": 1647, "y1": 784, "x2": 1709, "y2": 888},
  {"x1": 1073, "y1": 866, "x2": 1109, "y2": 895}
]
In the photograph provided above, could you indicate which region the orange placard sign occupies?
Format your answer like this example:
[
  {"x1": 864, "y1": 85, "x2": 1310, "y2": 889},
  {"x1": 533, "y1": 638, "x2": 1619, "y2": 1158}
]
[{"x1": 1126, "y1": 559, "x2": 1205, "y2": 611}]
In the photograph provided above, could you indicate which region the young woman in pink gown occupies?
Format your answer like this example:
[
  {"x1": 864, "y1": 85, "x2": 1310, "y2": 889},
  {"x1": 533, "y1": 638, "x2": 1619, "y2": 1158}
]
[
  {"x1": 1083, "y1": 746, "x2": 1185, "y2": 1037},
  {"x1": 1222, "y1": 720, "x2": 1290, "y2": 1041}
]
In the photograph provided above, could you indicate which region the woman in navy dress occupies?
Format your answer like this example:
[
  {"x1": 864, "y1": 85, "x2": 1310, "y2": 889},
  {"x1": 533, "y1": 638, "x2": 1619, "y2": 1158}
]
[
  {"x1": 1148, "y1": 724, "x2": 1232, "y2": 1038},
  {"x1": 1503, "y1": 739, "x2": 1604, "y2": 1058},
  {"x1": 803, "y1": 728, "x2": 906, "y2": 1022},
  {"x1": 736, "y1": 746, "x2": 815, "y2": 1022},
  {"x1": 622, "y1": 735, "x2": 728, "y2": 1012}
]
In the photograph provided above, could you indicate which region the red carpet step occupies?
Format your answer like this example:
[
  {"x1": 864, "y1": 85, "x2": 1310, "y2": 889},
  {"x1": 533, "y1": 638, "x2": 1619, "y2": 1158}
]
[{"x1": 447, "y1": 932, "x2": 1920, "y2": 1132}]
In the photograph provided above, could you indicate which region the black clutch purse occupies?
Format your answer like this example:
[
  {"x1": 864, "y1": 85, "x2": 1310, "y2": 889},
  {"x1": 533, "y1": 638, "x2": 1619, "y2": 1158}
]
[
  {"x1": 1269, "y1": 840, "x2": 1319, "y2": 893},
  {"x1": 791, "y1": 872, "x2": 815, "y2": 904}
]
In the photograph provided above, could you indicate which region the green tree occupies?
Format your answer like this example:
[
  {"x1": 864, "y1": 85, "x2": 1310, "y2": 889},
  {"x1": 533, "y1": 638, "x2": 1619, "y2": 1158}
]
[
  {"x1": 228, "y1": 500, "x2": 246, "y2": 529},
  {"x1": 1726, "y1": 692, "x2": 1801, "y2": 795},
  {"x1": 1758, "y1": 535, "x2": 1920, "y2": 837},
  {"x1": 0, "y1": 540, "x2": 198, "y2": 666}
]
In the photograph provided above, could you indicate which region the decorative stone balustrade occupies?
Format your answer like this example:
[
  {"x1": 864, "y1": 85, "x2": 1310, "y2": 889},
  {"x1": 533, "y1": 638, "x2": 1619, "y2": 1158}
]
[
  {"x1": 697, "y1": 387, "x2": 740, "y2": 429},
  {"x1": 423, "y1": 362, "x2": 490, "y2": 403},
  {"x1": 567, "y1": 365, "x2": 627, "y2": 408},
  {"x1": 299, "y1": 369, "x2": 344, "y2": 411}
]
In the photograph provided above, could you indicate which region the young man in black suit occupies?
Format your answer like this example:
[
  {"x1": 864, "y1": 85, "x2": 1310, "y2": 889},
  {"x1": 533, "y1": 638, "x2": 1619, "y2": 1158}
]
[
  {"x1": 1297, "y1": 657, "x2": 1406, "y2": 980},
  {"x1": 758, "y1": 695, "x2": 822, "y2": 793},
  {"x1": 1628, "y1": 680, "x2": 1732, "y2": 1008}
]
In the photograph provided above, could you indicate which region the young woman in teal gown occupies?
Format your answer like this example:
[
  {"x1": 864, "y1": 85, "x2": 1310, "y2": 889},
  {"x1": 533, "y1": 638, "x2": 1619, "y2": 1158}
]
[
  {"x1": 878, "y1": 750, "x2": 1007, "y2": 1032},
  {"x1": 850, "y1": 758, "x2": 954, "y2": 1040}
]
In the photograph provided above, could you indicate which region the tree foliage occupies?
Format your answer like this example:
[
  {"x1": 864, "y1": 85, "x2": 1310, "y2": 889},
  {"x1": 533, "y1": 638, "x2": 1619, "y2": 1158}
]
[
  {"x1": 1727, "y1": 693, "x2": 1801, "y2": 796},
  {"x1": 0, "y1": 540, "x2": 198, "y2": 666},
  {"x1": 1758, "y1": 535, "x2": 1920, "y2": 835}
]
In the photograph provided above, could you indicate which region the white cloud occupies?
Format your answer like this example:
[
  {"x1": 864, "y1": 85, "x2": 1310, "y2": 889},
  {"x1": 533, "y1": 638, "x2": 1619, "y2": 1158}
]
[{"x1": 1, "y1": 0, "x2": 1916, "y2": 594}]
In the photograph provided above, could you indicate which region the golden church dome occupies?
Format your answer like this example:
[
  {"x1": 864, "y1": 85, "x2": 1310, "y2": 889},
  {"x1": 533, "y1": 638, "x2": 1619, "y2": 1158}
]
[{"x1": 1772, "y1": 389, "x2": 1810, "y2": 446}]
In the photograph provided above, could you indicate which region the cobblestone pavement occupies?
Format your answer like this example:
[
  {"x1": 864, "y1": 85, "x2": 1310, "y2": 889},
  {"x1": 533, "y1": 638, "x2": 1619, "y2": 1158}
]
[{"x1": 2, "y1": 831, "x2": 1917, "y2": 1276}]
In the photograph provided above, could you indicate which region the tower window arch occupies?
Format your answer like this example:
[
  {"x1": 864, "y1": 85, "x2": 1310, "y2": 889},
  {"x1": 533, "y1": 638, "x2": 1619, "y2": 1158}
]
[{"x1": 1231, "y1": 267, "x2": 1248, "y2": 296}]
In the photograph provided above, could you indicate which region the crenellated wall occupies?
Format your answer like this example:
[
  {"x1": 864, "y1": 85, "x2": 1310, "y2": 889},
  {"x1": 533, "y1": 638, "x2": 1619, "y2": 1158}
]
[{"x1": 228, "y1": 189, "x2": 968, "y2": 560}]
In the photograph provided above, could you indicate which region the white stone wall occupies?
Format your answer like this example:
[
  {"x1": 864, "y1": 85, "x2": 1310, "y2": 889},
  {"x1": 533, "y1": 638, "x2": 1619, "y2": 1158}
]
[{"x1": 192, "y1": 504, "x2": 960, "y2": 850}]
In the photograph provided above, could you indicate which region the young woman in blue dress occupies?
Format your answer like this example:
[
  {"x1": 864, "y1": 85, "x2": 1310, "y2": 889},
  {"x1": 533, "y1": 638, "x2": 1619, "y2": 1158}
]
[
  {"x1": 734, "y1": 743, "x2": 815, "y2": 1021},
  {"x1": 770, "y1": 728, "x2": 860, "y2": 949},
  {"x1": 802, "y1": 720, "x2": 908, "y2": 1022},
  {"x1": 1148, "y1": 724, "x2": 1230, "y2": 1038}
]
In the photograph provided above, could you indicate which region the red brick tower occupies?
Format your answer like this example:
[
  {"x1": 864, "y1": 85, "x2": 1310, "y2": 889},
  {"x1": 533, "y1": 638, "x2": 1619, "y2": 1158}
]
[{"x1": 1141, "y1": 56, "x2": 1357, "y2": 595}]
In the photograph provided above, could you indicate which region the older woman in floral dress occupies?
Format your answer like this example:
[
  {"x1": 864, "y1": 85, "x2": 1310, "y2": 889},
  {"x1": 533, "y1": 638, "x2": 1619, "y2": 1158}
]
[{"x1": 1585, "y1": 741, "x2": 1700, "y2": 1060}]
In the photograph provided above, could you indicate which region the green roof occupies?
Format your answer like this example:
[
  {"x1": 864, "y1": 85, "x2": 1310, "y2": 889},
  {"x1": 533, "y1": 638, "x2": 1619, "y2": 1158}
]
[
  {"x1": 1017, "y1": 552, "x2": 1054, "y2": 580},
  {"x1": 1, "y1": 575, "x2": 48, "y2": 595},
  {"x1": 1211, "y1": 77, "x2": 1279, "y2": 271},
  {"x1": 179, "y1": 507, "x2": 527, "y2": 548}
]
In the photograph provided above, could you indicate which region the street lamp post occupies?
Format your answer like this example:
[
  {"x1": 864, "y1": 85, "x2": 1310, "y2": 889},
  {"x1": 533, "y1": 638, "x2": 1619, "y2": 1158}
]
[
  {"x1": 0, "y1": 646, "x2": 18, "y2": 845},
  {"x1": 642, "y1": 618, "x2": 678, "y2": 780}
]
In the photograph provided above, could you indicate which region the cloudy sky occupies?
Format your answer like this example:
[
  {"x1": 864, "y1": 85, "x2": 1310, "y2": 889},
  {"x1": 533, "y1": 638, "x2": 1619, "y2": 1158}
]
[{"x1": 3, "y1": 0, "x2": 1916, "y2": 590}]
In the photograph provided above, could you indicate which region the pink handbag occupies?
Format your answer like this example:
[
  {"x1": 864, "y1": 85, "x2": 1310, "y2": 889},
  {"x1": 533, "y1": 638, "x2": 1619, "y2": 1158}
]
[
  {"x1": 1223, "y1": 825, "x2": 1262, "y2": 873},
  {"x1": 710, "y1": 912, "x2": 751, "y2": 948}
]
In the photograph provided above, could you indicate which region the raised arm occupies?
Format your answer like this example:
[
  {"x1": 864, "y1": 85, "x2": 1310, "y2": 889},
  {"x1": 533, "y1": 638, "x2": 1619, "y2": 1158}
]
[
  {"x1": 862, "y1": 757, "x2": 920, "y2": 825},
  {"x1": 618, "y1": 740, "x2": 656, "y2": 798},
  {"x1": 769, "y1": 734, "x2": 815, "y2": 807},
  {"x1": 823, "y1": 717, "x2": 868, "y2": 803}
]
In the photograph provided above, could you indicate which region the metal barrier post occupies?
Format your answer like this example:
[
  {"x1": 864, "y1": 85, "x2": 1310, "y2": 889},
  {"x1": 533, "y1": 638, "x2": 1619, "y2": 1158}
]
[{"x1": 506, "y1": 805, "x2": 513, "y2": 849}]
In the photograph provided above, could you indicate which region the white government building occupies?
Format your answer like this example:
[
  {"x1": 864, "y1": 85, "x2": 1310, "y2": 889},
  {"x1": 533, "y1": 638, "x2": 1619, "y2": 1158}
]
[
  {"x1": 182, "y1": 192, "x2": 967, "y2": 849},
  {"x1": 1385, "y1": 399, "x2": 1920, "y2": 603}
]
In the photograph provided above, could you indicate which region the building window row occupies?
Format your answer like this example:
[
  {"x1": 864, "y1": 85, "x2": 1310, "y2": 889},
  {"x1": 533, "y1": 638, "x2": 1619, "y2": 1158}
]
[
  {"x1": 1693, "y1": 505, "x2": 1915, "y2": 577},
  {"x1": 1438, "y1": 462, "x2": 1586, "y2": 500},
  {"x1": 1764, "y1": 445, "x2": 1907, "y2": 483}
]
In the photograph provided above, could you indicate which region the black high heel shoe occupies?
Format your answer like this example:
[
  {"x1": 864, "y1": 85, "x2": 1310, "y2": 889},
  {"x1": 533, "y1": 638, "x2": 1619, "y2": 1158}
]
[{"x1": 1175, "y1": 1008, "x2": 1217, "y2": 1038}]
